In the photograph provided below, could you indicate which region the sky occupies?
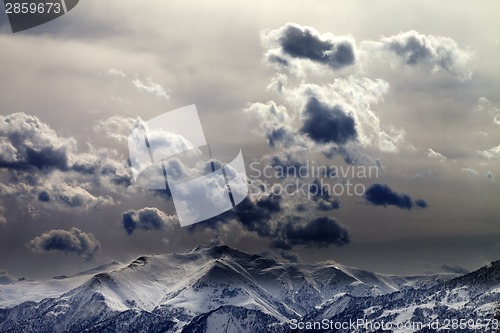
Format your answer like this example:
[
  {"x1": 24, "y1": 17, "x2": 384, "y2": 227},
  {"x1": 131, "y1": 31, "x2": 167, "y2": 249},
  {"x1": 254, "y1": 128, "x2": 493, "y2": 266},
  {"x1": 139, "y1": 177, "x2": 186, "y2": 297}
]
[{"x1": 0, "y1": 0, "x2": 499, "y2": 279}]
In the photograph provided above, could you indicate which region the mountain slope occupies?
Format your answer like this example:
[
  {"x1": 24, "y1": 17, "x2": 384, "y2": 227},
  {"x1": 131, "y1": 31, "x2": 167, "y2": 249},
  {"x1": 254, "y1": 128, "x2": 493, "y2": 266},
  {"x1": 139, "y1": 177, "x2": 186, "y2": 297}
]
[
  {"x1": 308, "y1": 260, "x2": 500, "y2": 332},
  {"x1": 0, "y1": 246, "x2": 497, "y2": 333}
]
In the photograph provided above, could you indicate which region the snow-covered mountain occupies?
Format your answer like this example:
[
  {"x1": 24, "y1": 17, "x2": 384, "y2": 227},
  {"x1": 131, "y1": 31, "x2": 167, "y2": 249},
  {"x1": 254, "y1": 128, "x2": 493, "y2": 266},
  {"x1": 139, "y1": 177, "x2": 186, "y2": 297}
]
[{"x1": 0, "y1": 245, "x2": 498, "y2": 333}]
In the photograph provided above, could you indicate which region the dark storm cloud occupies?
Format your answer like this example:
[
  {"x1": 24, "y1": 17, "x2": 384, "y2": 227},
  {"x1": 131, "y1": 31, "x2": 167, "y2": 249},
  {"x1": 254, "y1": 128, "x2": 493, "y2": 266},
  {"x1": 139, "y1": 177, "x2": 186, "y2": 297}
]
[
  {"x1": 364, "y1": 183, "x2": 427, "y2": 210},
  {"x1": 274, "y1": 216, "x2": 350, "y2": 249},
  {"x1": 301, "y1": 97, "x2": 357, "y2": 145},
  {"x1": 263, "y1": 23, "x2": 356, "y2": 70},
  {"x1": 378, "y1": 30, "x2": 472, "y2": 79},
  {"x1": 191, "y1": 193, "x2": 282, "y2": 238},
  {"x1": 191, "y1": 187, "x2": 351, "y2": 250},
  {"x1": 27, "y1": 228, "x2": 100, "y2": 260},
  {"x1": 122, "y1": 207, "x2": 177, "y2": 235},
  {"x1": 38, "y1": 191, "x2": 51, "y2": 202}
]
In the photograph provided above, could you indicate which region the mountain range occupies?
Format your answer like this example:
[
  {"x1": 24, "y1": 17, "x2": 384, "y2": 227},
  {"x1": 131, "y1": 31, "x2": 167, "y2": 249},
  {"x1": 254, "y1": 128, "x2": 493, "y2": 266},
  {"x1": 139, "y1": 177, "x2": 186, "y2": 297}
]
[{"x1": 0, "y1": 245, "x2": 498, "y2": 332}]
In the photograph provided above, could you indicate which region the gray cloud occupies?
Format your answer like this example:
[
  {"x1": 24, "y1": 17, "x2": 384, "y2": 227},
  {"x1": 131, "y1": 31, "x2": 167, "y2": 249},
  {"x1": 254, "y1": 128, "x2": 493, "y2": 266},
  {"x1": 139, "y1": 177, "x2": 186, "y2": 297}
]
[
  {"x1": 122, "y1": 207, "x2": 177, "y2": 235},
  {"x1": 364, "y1": 183, "x2": 427, "y2": 210},
  {"x1": 274, "y1": 216, "x2": 350, "y2": 249},
  {"x1": 478, "y1": 145, "x2": 500, "y2": 161},
  {"x1": 278, "y1": 23, "x2": 355, "y2": 69},
  {"x1": 301, "y1": 97, "x2": 357, "y2": 145},
  {"x1": 367, "y1": 30, "x2": 473, "y2": 79},
  {"x1": 132, "y1": 78, "x2": 169, "y2": 100},
  {"x1": 440, "y1": 264, "x2": 469, "y2": 274},
  {"x1": 191, "y1": 183, "x2": 350, "y2": 250},
  {"x1": 261, "y1": 23, "x2": 357, "y2": 73},
  {"x1": 27, "y1": 228, "x2": 100, "y2": 260}
]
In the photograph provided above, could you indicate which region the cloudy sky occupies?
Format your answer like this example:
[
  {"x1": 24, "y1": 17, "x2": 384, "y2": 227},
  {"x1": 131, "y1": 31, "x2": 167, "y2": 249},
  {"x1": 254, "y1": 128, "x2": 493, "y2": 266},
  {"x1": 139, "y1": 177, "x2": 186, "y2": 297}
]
[{"x1": 0, "y1": 0, "x2": 499, "y2": 279}]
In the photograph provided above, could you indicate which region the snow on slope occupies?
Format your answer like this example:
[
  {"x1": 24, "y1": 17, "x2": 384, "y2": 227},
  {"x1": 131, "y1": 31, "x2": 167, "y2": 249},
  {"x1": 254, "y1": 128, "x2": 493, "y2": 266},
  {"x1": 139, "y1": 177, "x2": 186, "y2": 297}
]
[
  {"x1": 0, "y1": 262, "x2": 123, "y2": 308},
  {"x1": 309, "y1": 260, "x2": 500, "y2": 333},
  {"x1": 0, "y1": 245, "x2": 495, "y2": 333}
]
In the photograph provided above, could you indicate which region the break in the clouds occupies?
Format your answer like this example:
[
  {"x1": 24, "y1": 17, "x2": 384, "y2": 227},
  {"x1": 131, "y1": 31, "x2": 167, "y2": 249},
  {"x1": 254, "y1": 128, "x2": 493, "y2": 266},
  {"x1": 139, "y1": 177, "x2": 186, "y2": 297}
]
[
  {"x1": 27, "y1": 227, "x2": 100, "y2": 260},
  {"x1": 364, "y1": 183, "x2": 427, "y2": 210},
  {"x1": 364, "y1": 30, "x2": 473, "y2": 79},
  {"x1": 122, "y1": 207, "x2": 177, "y2": 235},
  {"x1": 261, "y1": 23, "x2": 356, "y2": 72}
]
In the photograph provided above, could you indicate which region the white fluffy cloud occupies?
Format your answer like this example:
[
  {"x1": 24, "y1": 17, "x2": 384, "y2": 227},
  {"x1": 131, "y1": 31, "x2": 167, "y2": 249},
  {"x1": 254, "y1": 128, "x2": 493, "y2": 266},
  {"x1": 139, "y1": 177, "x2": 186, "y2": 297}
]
[{"x1": 478, "y1": 145, "x2": 500, "y2": 161}]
